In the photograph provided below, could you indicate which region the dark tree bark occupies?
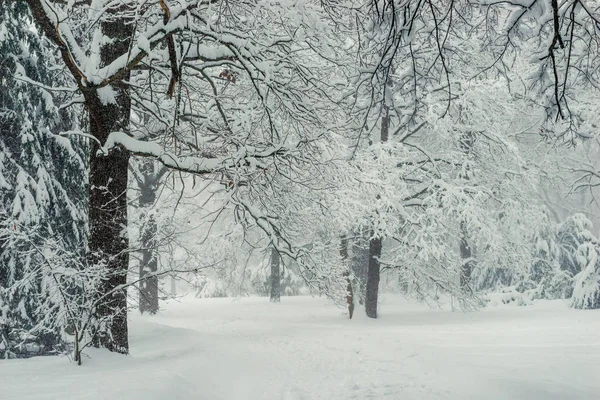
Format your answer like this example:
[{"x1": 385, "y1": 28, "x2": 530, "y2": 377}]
[
  {"x1": 270, "y1": 247, "x2": 281, "y2": 303},
  {"x1": 86, "y1": 91, "x2": 130, "y2": 352},
  {"x1": 365, "y1": 234, "x2": 381, "y2": 318},
  {"x1": 84, "y1": 8, "x2": 134, "y2": 354},
  {"x1": 339, "y1": 236, "x2": 354, "y2": 319},
  {"x1": 380, "y1": 102, "x2": 390, "y2": 143}
]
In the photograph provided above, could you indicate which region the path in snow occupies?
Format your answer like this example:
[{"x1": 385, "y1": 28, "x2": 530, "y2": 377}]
[{"x1": 1, "y1": 295, "x2": 599, "y2": 400}]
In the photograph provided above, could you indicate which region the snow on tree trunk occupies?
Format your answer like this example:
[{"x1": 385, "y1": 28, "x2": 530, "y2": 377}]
[
  {"x1": 458, "y1": 131, "x2": 475, "y2": 291},
  {"x1": 85, "y1": 8, "x2": 133, "y2": 354},
  {"x1": 270, "y1": 247, "x2": 281, "y2": 303},
  {"x1": 365, "y1": 93, "x2": 390, "y2": 319},
  {"x1": 87, "y1": 102, "x2": 130, "y2": 352},
  {"x1": 136, "y1": 162, "x2": 163, "y2": 315},
  {"x1": 339, "y1": 236, "x2": 354, "y2": 319},
  {"x1": 350, "y1": 235, "x2": 368, "y2": 305},
  {"x1": 459, "y1": 225, "x2": 473, "y2": 291}
]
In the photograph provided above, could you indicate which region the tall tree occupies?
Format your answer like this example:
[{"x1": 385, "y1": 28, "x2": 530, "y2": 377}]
[
  {"x1": 0, "y1": 2, "x2": 86, "y2": 358},
  {"x1": 86, "y1": 4, "x2": 134, "y2": 354},
  {"x1": 23, "y1": 0, "x2": 135, "y2": 354},
  {"x1": 365, "y1": 80, "x2": 391, "y2": 319},
  {"x1": 21, "y1": 0, "x2": 349, "y2": 352}
]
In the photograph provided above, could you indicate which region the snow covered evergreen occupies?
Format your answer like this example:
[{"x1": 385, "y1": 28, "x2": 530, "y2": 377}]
[{"x1": 0, "y1": 3, "x2": 87, "y2": 358}]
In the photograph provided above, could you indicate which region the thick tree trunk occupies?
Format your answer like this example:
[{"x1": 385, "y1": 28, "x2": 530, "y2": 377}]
[
  {"x1": 87, "y1": 93, "x2": 130, "y2": 353},
  {"x1": 365, "y1": 235, "x2": 381, "y2": 318},
  {"x1": 340, "y1": 236, "x2": 354, "y2": 319},
  {"x1": 86, "y1": 8, "x2": 133, "y2": 354},
  {"x1": 270, "y1": 247, "x2": 281, "y2": 302}
]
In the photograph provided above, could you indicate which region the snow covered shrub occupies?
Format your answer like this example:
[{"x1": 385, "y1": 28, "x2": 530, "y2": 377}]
[
  {"x1": 557, "y1": 214, "x2": 596, "y2": 277},
  {"x1": 194, "y1": 277, "x2": 229, "y2": 298},
  {"x1": 530, "y1": 219, "x2": 559, "y2": 284},
  {"x1": 522, "y1": 217, "x2": 573, "y2": 300},
  {"x1": 0, "y1": 220, "x2": 87, "y2": 359},
  {"x1": 544, "y1": 214, "x2": 598, "y2": 303},
  {"x1": 514, "y1": 213, "x2": 597, "y2": 303},
  {"x1": 539, "y1": 270, "x2": 574, "y2": 300},
  {"x1": 0, "y1": 219, "x2": 143, "y2": 363},
  {"x1": 248, "y1": 262, "x2": 305, "y2": 297},
  {"x1": 486, "y1": 287, "x2": 535, "y2": 307},
  {"x1": 281, "y1": 267, "x2": 305, "y2": 296},
  {"x1": 572, "y1": 243, "x2": 600, "y2": 309}
]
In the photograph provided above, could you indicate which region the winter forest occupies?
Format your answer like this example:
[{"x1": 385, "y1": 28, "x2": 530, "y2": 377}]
[{"x1": 1, "y1": 0, "x2": 600, "y2": 398}]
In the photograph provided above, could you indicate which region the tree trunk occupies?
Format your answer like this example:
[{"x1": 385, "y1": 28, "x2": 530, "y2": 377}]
[
  {"x1": 87, "y1": 92, "x2": 130, "y2": 353},
  {"x1": 351, "y1": 235, "x2": 369, "y2": 305},
  {"x1": 137, "y1": 162, "x2": 163, "y2": 315},
  {"x1": 340, "y1": 236, "x2": 354, "y2": 319},
  {"x1": 171, "y1": 277, "x2": 177, "y2": 296},
  {"x1": 458, "y1": 131, "x2": 476, "y2": 292},
  {"x1": 270, "y1": 247, "x2": 281, "y2": 302},
  {"x1": 364, "y1": 95, "x2": 390, "y2": 319},
  {"x1": 86, "y1": 8, "x2": 133, "y2": 354},
  {"x1": 139, "y1": 214, "x2": 159, "y2": 314},
  {"x1": 365, "y1": 235, "x2": 381, "y2": 318},
  {"x1": 459, "y1": 221, "x2": 473, "y2": 291}
]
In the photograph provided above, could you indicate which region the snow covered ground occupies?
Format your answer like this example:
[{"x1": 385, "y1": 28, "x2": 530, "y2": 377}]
[{"x1": 2, "y1": 295, "x2": 599, "y2": 400}]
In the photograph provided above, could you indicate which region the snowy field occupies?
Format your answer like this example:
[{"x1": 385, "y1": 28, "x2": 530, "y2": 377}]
[{"x1": 2, "y1": 295, "x2": 599, "y2": 400}]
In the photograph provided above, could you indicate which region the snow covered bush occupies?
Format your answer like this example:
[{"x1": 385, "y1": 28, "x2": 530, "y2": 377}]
[
  {"x1": 0, "y1": 219, "x2": 92, "y2": 360},
  {"x1": 246, "y1": 261, "x2": 305, "y2": 298},
  {"x1": 194, "y1": 277, "x2": 229, "y2": 299},
  {"x1": 516, "y1": 214, "x2": 571, "y2": 301},
  {"x1": 557, "y1": 214, "x2": 596, "y2": 277},
  {"x1": 511, "y1": 213, "x2": 600, "y2": 308},
  {"x1": 572, "y1": 243, "x2": 600, "y2": 309},
  {"x1": 538, "y1": 214, "x2": 597, "y2": 302}
]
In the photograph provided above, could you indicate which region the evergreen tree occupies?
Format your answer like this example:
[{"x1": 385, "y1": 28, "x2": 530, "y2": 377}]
[{"x1": 0, "y1": 3, "x2": 86, "y2": 358}]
